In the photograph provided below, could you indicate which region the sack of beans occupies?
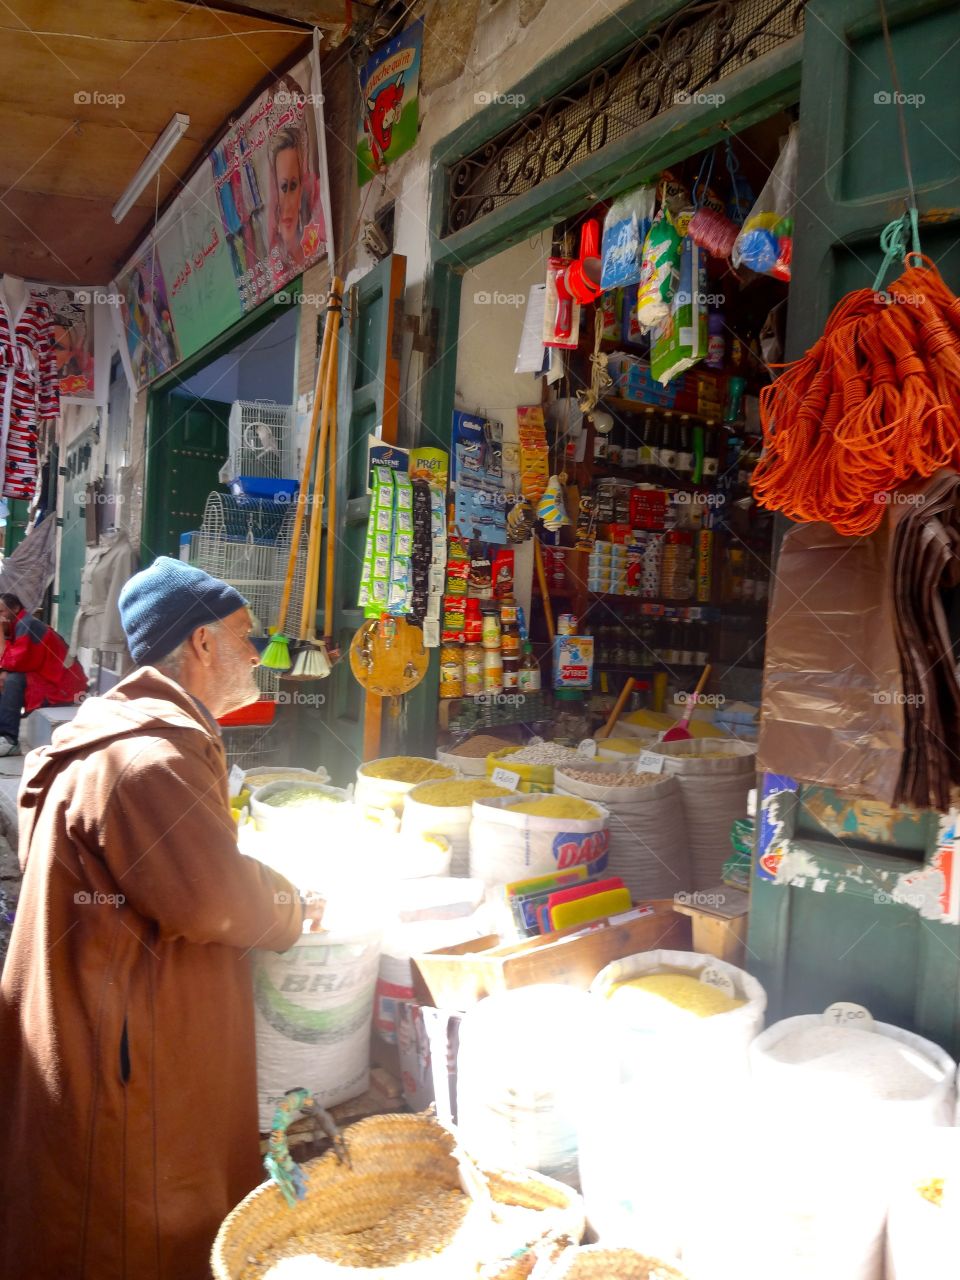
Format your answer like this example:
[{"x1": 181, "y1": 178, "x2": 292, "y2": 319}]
[
  {"x1": 486, "y1": 741, "x2": 586, "y2": 793},
  {"x1": 554, "y1": 762, "x2": 690, "y2": 901},
  {"x1": 469, "y1": 794, "x2": 610, "y2": 887},
  {"x1": 641, "y1": 739, "x2": 757, "y2": 889},
  {"x1": 437, "y1": 734, "x2": 517, "y2": 778}
]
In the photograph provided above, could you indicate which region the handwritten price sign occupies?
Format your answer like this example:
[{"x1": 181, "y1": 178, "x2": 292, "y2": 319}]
[{"x1": 823, "y1": 1002, "x2": 875, "y2": 1030}]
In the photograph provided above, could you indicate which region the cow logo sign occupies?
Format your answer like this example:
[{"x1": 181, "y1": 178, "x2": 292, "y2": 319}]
[{"x1": 358, "y1": 18, "x2": 422, "y2": 185}]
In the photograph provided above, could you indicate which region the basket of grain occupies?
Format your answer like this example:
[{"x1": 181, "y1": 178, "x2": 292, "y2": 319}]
[
  {"x1": 356, "y1": 758, "x2": 458, "y2": 814},
  {"x1": 402, "y1": 780, "x2": 514, "y2": 876},
  {"x1": 437, "y1": 735, "x2": 517, "y2": 778},
  {"x1": 212, "y1": 1112, "x2": 585, "y2": 1280},
  {"x1": 531, "y1": 1245, "x2": 687, "y2": 1280}
]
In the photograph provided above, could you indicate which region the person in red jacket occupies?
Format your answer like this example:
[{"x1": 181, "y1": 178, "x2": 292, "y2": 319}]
[{"x1": 0, "y1": 592, "x2": 87, "y2": 755}]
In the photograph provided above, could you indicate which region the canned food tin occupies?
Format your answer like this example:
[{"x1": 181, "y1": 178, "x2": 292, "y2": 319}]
[{"x1": 557, "y1": 613, "x2": 579, "y2": 636}]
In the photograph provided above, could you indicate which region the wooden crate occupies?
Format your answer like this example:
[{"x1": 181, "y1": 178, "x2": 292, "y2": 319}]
[
  {"x1": 672, "y1": 885, "x2": 750, "y2": 967},
  {"x1": 411, "y1": 899, "x2": 690, "y2": 1009}
]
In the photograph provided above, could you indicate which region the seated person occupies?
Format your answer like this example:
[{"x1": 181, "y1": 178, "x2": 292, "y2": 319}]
[{"x1": 0, "y1": 593, "x2": 87, "y2": 756}]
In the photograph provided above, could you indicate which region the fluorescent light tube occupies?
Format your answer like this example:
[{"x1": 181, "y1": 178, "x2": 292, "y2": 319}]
[{"x1": 112, "y1": 113, "x2": 190, "y2": 224}]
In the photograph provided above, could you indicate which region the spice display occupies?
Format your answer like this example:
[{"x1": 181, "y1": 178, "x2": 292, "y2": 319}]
[
  {"x1": 360, "y1": 757, "x2": 454, "y2": 783},
  {"x1": 409, "y1": 780, "x2": 512, "y2": 806},
  {"x1": 447, "y1": 734, "x2": 515, "y2": 757},
  {"x1": 606, "y1": 973, "x2": 746, "y2": 1017},
  {"x1": 508, "y1": 796, "x2": 601, "y2": 819}
]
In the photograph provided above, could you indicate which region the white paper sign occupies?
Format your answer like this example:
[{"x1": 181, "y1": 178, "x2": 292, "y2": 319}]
[
  {"x1": 228, "y1": 765, "x2": 245, "y2": 797},
  {"x1": 823, "y1": 1001, "x2": 874, "y2": 1030},
  {"x1": 422, "y1": 618, "x2": 440, "y2": 648},
  {"x1": 491, "y1": 767, "x2": 521, "y2": 791},
  {"x1": 700, "y1": 965, "x2": 736, "y2": 998},
  {"x1": 635, "y1": 751, "x2": 665, "y2": 774},
  {"x1": 578, "y1": 738, "x2": 598, "y2": 758}
]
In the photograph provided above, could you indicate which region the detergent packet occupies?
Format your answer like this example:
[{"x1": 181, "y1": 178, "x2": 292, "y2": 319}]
[{"x1": 600, "y1": 185, "x2": 656, "y2": 290}]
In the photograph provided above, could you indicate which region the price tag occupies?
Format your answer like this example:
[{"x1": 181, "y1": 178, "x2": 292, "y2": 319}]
[
  {"x1": 823, "y1": 1001, "x2": 874, "y2": 1030},
  {"x1": 635, "y1": 751, "x2": 665, "y2": 774},
  {"x1": 699, "y1": 965, "x2": 736, "y2": 997},
  {"x1": 578, "y1": 738, "x2": 598, "y2": 758},
  {"x1": 491, "y1": 767, "x2": 521, "y2": 791},
  {"x1": 228, "y1": 764, "x2": 245, "y2": 797}
]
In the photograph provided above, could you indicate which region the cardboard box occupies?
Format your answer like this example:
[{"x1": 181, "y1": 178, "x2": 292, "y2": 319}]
[{"x1": 411, "y1": 900, "x2": 690, "y2": 1010}]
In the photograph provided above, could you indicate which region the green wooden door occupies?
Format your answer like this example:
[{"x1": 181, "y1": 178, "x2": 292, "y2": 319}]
[
  {"x1": 57, "y1": 427, "x2": 95, "y2": 638},
  {"x1": 304, "y1": 256, "x2": 406, "y2": 784},
  {"x1": 141, "y1": 393, "x2": 230, "y2": 563},
  {"x1": 748, "y1": 0, "x2": 960, "y2": 1054}
]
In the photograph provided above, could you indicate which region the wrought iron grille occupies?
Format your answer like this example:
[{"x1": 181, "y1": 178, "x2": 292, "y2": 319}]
[{"x1": 446, "y1": 0, "x2": 806, "y2": 234}]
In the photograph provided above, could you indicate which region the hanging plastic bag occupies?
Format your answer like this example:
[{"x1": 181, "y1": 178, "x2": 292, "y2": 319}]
[
  {"x1": 651, "y1": 225, "x2": 708, "y2": 385},
  {"x1": 733, "y1": 125, "x2": 798, "y2": 280},
  {"x1": 635, "y1": 206, "x2": 683, "y2": 330},
  {"x1": 599, "y1": 186, "x2": 656, "y2": 290}
]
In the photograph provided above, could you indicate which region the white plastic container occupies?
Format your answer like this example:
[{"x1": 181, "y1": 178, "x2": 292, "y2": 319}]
[
  {"x1": 253, "y1": 928, "x2": 381, "y2": 1129},
  {"x1": 457, "y1": 985, "x2": 616, "y2": 1187},
  {"x1": 468, "y1": 795, "x2": 610, "y2": 887}
]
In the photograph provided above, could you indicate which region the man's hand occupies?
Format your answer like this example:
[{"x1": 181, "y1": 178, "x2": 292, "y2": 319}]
[{"x1": 300, "y1": 892, "x2": 326, "y2": 934}]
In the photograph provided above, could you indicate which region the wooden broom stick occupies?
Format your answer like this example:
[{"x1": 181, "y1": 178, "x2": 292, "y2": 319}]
[
  {"x1": 275, "y1": 291, "x2": 336, "y2": 636},
  {"x1": 300, "y1": 287, "x2": 341, "y2": 639},
  {"x1": 322, "y1": 304, "x2": 340, "y2": 641}
]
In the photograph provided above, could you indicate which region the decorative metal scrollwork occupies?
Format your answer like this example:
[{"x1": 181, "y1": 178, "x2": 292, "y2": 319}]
[{"x1": 446, "y1": 0, "x2": 806, "y2": 234}]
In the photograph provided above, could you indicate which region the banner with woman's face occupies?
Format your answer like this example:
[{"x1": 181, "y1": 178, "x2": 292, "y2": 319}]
[{"x1": 114, "y1": 47, "x2": 332, "y2": 384}]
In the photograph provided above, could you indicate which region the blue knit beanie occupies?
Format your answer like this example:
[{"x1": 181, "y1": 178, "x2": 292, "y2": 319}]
[{"x1": 119, "y1": 556, "x2": 247, "y2": 666}]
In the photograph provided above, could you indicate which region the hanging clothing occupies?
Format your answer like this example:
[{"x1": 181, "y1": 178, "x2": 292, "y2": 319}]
[
  {"x1": 68, "y1": 529, "x2": 139, "y2": 663},
  {"x1": 0, "y1": 510, "x2": 57, "y2": 611},
  {"x1": 0, "y1": 289, "x2": 60, "y2": 500}
]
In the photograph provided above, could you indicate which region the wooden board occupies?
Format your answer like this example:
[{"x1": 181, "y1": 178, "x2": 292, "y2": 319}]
[
  {"x1": 349, "y1": 617, "x2": 428, "y2": 697},
  {"x1": 0, "y1": 0, "x2": 310, "y2": 280},
  {"x1": 411, "y1": 900, "x2": 691, "y2": 1010}
]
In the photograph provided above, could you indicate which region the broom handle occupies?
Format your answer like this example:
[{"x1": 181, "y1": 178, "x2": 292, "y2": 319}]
[
  {"x1": 323, "y1": 310, "x2": 340, "y2": 639},
  {"x1": 276, "y1": 292, "x2": 337, "y2": 634},
  {"x1": 533, "y1": 538, "x2": 555, "y2": 642},
  {"x1": 687, "y1": 663, "x2": 712, "y2": 713},
  {"x1": 597, "y1": 677, "x2": 635, "y2": 740},
  {"x1": 300, "y1": 301, "x2": 339, "y2": 639}
]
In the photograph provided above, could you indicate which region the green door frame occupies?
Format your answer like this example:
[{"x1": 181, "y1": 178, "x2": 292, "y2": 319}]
[
  {"x1": 141, "y1": 285, "x2": 300, "y2": 565},
  {"x1": 411, "y1": 0, "x2": 805, "y2": 752}
]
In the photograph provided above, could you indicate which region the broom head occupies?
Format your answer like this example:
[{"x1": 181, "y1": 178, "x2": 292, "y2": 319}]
[
  {"x1": 260, "y1": 633, "x2": 292, "y2": 671},
  {"x1": 287, "y1": 640, "x2": 332, "y2": 681}
]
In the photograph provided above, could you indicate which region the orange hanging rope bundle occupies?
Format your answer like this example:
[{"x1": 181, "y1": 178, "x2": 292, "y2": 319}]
[{"x1": 751, "y1": 257, "x2": 960, "y2": 536}]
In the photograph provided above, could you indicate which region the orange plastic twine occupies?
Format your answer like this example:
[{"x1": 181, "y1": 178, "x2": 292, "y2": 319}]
[{"x1": 751, "y1": 257, "x2": 960, "y2": 535}]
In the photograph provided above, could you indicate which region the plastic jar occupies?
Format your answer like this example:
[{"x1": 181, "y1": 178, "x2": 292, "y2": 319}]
[
  {"x1": 439, "y1": 645, "x2": 464, "y2": 698},
  {"x1": 482, "y1": 609, "x2": 501, "y2": 650},
  {"x1": 463, "y1": 644, "x2": 484, "y2": 696},
  {"x1": 483, "y1": 649, "x2": 503, "y2": 693}
]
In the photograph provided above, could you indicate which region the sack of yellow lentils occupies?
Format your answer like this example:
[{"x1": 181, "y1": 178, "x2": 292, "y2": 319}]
[
  {"x1": 402, "y1": 779, "x2": 514, "y2": 876},
  {"x1": 356, "y1": 756, "x2": 458, "y2": 814},
  {"x1": 469, "y1": 794, "x2": 610, "y2": 887}
]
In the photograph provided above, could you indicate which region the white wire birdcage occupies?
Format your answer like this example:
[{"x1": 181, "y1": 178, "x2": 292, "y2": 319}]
[
  {"x1": 222, "y1": 722, "x2": 281, "y2": 771},
  {"x1": 219, "y1": 400, "x2": 295, "y2": 482},
  {"x1": 186, "y1": 494, "x2": 290, "y2": 636}
]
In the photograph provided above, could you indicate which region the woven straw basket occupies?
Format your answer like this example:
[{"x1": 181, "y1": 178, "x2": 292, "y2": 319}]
[
  {"x1": 212, "y1": 1113, "x2": 584, "y2": 1280},
  {"x1": 532, "y1": 1245, "x2": 688, "y2": 1280}
]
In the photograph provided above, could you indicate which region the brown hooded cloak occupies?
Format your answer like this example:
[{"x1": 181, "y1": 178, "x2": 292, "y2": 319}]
[{"x1": 0, "y1": 667, "x2": 303, "y2": 1279}]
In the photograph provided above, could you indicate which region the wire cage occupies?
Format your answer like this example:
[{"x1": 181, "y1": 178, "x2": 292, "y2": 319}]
[
  {"x1": 220, "y1": 400, "x2": 296, "y2": 482},
  {"x1": 222, "y1": 722, "x2": 282, "y2": 772}
]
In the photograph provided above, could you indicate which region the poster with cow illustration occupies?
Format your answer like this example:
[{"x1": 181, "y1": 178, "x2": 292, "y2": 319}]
[{"x1": 358, "y1": 18, "x2": 422, "y2": 186}]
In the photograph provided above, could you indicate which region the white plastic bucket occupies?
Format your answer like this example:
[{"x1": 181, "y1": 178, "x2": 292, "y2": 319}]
[{"x1": 252, "y1": 929, "x2": 381, "y2": 1129}]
